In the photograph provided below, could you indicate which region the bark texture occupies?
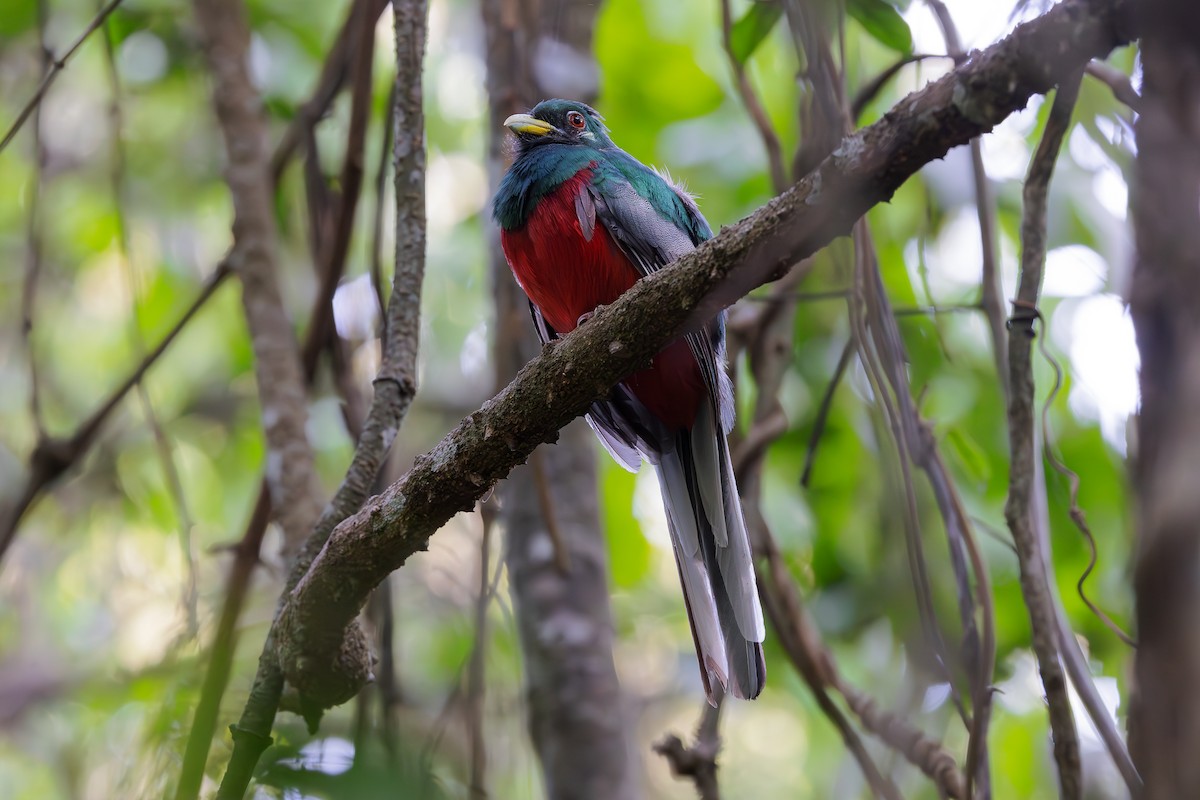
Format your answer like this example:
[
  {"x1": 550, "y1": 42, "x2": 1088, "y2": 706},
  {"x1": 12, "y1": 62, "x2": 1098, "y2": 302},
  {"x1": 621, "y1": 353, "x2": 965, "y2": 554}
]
[
  {"x1": 192, "y1": 0, "x2": 321, "y2": 553},
  {"x1": 484, "y1": 0, "x2": 640, "y2": 797},
  {"x1": 1129, "y1": 1, "x2": 1200, "y2": 797}
]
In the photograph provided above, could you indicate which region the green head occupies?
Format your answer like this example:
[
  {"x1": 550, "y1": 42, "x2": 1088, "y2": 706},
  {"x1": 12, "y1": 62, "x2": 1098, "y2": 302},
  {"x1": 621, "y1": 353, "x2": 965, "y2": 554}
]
[{"x1": 503, "y1": 99, "x2": 615, "y2": 153}]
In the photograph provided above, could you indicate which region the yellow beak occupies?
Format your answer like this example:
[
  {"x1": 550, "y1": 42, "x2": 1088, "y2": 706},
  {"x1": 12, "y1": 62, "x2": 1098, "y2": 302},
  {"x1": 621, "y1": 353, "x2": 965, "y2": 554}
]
[{"x1": 504, "y1": 113, "x2": 556, "y2": 137}]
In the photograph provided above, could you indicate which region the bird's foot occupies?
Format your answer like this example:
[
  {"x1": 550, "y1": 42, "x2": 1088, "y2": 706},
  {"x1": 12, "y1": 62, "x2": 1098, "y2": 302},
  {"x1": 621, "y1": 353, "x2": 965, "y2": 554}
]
[{"x1": 577, "y1": 304, "x2": 607, "y2": 327}]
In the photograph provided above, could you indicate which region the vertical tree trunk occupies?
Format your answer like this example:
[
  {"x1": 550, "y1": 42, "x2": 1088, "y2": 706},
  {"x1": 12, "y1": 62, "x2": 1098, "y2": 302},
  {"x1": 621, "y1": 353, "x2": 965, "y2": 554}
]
[
  {"x1": 1129, "y1": 2, "x2": 1200, "y2": 797},
  {"x1": 483, "y1": 2, "x2": 641, "y2": 798}
]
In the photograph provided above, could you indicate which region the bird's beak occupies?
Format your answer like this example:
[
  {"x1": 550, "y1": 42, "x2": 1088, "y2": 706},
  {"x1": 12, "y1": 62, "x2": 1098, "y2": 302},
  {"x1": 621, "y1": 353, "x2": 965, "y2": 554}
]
[{"x1": 504, "y1": 113, "x2": 556, "y2": 137}]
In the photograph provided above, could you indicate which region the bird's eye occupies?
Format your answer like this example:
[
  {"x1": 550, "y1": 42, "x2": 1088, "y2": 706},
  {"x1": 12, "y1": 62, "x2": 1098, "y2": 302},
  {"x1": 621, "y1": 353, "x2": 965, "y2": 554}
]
[{"x1": 567, "y1": 111, "x2": 586, "y2": 129}]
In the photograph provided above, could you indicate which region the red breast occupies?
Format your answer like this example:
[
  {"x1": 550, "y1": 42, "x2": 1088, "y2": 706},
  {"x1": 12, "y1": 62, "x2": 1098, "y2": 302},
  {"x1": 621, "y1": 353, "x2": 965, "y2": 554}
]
[{"x1": 500, "y1": 171, "x2": 704, "y2": 431}]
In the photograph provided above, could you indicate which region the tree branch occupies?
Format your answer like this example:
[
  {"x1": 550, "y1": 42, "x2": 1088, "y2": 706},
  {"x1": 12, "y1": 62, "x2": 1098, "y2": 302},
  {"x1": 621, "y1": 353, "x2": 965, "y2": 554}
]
[
  {"x1": 298, "y1": 0, "x2": 378, "y2": 377},
  {"x1": 0, "y1": 0, "x2": 126, "y2": 155},
  {"x1": 1085, "y1": 59, "x2": 1143, "y2": 111},
  {"x1": 654, "y1": 703, "x2": 722, "y2": 800},
  {"x1": 272, "y1": 0, "x2": 1136, "y2": 711},
  {"x1": 720, "y1": 0, "x2": 788, "y2": 193},
  {"x1": 1128, "y1": 1, "x2": 1200, "y2": 796},
  {"x1": 0, "y1": 263, "x2": 232, "y2": 564},
  {"x1": 213, "y1": 1, "x2": 429, "y2": 795},
  {"x1": 268, "y1": 0, "x2": 392, "y2": 185},
  {"x1": 172, "y1": 6, "x2": 391, "y2": 782},
  {"x1": 1004, "y1": 69, "x2": 1085, "y2": 800},
  {"x1": 192, "y1": 0, "x2": 321, "y2": 554},
  {"x1": 927, "y1": 0, "x2": 1010, "y2": 404}
]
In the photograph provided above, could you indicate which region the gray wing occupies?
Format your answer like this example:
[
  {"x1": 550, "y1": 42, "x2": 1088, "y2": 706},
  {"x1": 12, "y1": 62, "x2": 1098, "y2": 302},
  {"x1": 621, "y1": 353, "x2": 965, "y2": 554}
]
[
  {"x1": 586, "y1": 178, "x2": 735, "y2": 435},
  {"x1": 527, "y1": 300, "x2": 650, "y2": 471}
]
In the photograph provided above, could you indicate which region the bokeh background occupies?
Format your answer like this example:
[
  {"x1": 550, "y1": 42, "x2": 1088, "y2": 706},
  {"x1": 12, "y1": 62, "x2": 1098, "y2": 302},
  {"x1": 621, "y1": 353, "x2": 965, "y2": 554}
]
[{"x1": 0, "y1": 0, "x2": 1137, "y2": 796}]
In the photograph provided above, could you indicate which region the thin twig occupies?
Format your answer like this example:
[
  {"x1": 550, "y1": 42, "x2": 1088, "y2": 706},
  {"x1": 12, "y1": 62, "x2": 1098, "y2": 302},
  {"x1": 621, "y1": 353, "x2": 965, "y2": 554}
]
[
  {"x1": 850, "y1": 225, "x2": 961, "y2": 711},
  {"x1": 800, "y1": 338, "x2": 853, "y2": 487},
  {"x1": 851, "y1": 54, "x2": 952, "y2": 122},
  {"x1": 654, "y1": 701, "x2": 722, "y2": 800},
  {"x1": 374, "y1": 574, "x2": 401, "y2": 758},
  {"x1": 851, "y1": 220, "x2": 1001, "y2": 796},
  {"x1": 466, "y1": 512, "x2": 493, "y2": 799},
  {"x1": 1004, "y1": 70, "x2": 1085, "y2": 800},
  {"x1": 371, "y1": 83, "x2": 397, "y2": 322},
  {"x1": 1085, "y1": 60, "x2": 1143, "y2": 112},
  {"x1": 726, "y1": 238, "x2": 909, "y2": 799},
  {"x1": 173, "y1": 484, "x2": 271, "y2": 800},
  {"x1": 1033, "y1": 330, "x2": 1136, "y2": 646},
  {"x1": 0, "y1": 0, "x2": 127, "y2": 155},
  {"x1": 925, "y1": 7, "x2": 1002, "y2": 793},
  {"x1": 719, "y1": 0, "x2": 788, "y2": 192},
  {"x1": 20, "y1": 0, "x2": 50, "y2": 438},
  {"x1": 529, "y1": 448, "x2": 571, "y2": 574},
  {"x1": 268, "y1": 0, "x2": 392, "y2": 184},
  {"x1": 837, "y1": 678, "x2": 966, "y2": 798},
  {"x1": 927, "y1": 0, "x2": 1009, "y2": 404},
  {"x1": 756, "y1": 530, "x2": 907, "y2": 800},
  {"x1": 300, "y1": 0, "x2": 378, "y2": 377},
  {"x1": 0, "y1": 263, "x2": 233, "y2": 564}
]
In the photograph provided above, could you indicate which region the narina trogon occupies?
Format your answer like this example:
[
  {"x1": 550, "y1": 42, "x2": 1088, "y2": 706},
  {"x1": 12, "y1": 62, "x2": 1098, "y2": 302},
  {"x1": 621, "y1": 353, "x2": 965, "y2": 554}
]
[{"x1": 492, "y1": 99, "x2": 765, "y2": 702}]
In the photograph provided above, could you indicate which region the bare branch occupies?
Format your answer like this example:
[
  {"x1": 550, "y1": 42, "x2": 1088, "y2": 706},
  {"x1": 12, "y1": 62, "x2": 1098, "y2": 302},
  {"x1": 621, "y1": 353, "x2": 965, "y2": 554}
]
[
  {"x1": 1004, "y1": 69, "x2": 1085, "y2": 800},
  {"x1": 851, "y1": 54, "x2": 953, "y2": 122},
  {"x1": 755, "y1": 527, "x2": 905, "y2": 800},
  {"x1": 837, "y1": 679, "x2": 966, "y2": 798},
  {"x1": 268, "y1": 0, "x2": 392, "y2": 185},
  {"x1": 654, "y1": 703, "x2": 722, "y2": 800},
  {"x1": 172, "y1": 13, "x2": 390, "y2": 784},
  {"x1": 927, "y1": 0, "x2": 1010, "y2": 404},
  {"x1": 850, "y1": 223, "x2": 961, "y2": 713},
  {"x1": 800, "y1": 338, "x2": 853, "y2": 487},
  {"x1": 0, "y1": 0, "x2": 127, "y2": 155},
  {"x1": 371, "y1": 83, "x2": 397, "y2": 320},
  {"x1": 192, "y1": 0, "x2": 322, "y2": 555},
  {"x1": 0, "y1": 264, "x2": 233, "y2": 564},
  {"x1": 174, "y1": 484, "x2": 271, "y2": 800},
  {"x1": 20, "y1": 0, "x2": 51, "y2": 438},
  {"x1": 466, "y1": 513, "x2": 493, "y2": 799},
  {"x1": 271, "y1": 0, "x2": 1136, "y2": 713},
  {"x1": 299, "y1": 0, "x2": 378, "y2": 378},
  {"x1": 1085, "y1": 59, "x2": 1143, "y2": 111},
  {"x1": 213, "y1": 1, "x2": 430, "y2": 795},
  {"x1": 720, "y1": 0, "x2": 788, "y2": 192}
]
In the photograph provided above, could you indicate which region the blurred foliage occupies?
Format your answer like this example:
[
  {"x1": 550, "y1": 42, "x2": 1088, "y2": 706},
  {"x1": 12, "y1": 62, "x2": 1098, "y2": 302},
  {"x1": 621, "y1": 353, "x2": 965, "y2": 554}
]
[{"x1": 0, "y1": 0, "x2": 1137, "y2": 798}]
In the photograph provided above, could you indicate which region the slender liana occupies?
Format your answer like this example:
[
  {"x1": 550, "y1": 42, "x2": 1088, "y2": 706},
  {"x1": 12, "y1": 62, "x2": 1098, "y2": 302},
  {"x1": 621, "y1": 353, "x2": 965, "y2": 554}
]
[{"x1": 492, "y1": 99, "x2": 765, "y2": 701}]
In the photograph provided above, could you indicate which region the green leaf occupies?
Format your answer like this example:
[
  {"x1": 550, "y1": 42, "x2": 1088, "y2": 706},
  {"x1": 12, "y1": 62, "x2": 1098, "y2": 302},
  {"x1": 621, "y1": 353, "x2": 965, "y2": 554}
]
[
  {"x1": 848, "y1": 0, "x2": 913, "y2": 54},
  {"x1": 730, "y1": 1, "x2": 784, "y2": 64},
  {"x1": 599, "y1": 456, "x2": 651, "y2": 588}
]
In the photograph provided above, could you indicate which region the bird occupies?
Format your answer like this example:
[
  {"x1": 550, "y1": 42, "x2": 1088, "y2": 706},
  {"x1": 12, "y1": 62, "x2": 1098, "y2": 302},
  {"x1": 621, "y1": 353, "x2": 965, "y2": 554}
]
[{"x1": 492, "y1": 99, "x2": 765, "y2": 702}]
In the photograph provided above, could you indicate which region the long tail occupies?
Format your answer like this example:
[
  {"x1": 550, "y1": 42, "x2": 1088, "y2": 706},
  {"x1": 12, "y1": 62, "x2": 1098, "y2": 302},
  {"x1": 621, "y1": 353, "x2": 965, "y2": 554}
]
[{"x1": 656, "y1": 402, "x2": 765, "y2": 702}]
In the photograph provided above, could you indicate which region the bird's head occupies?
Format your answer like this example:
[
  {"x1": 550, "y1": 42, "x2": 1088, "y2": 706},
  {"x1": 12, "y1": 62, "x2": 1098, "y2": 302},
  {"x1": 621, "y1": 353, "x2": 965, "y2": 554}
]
[{"x1": 503, "y1": 99, "x2": 613, "y2": 152}]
